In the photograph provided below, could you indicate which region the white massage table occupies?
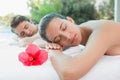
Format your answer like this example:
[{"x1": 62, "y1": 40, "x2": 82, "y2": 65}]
[{"x1": 0, "y1": 27, "x2": 120, "y2": 80}]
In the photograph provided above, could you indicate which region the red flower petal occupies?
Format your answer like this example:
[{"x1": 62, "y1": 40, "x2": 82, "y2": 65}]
[
  {"x1": 26, "y1": 44, "x2": 40, "y2": 55},
  {"x1": 18, "y1": 52, "x2": 32, "y2": 66},
  {"x1": 31, "y1": 60, "x2": 41, "y2": 65},
  {"x1": 38, "y1": 49, "x2": 48, "y2": 65}
]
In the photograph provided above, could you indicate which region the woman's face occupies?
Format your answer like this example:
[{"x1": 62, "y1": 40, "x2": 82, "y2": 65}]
[
  {"x1": 14, "y1": 21, "x2": 37, "y2": 37},
  {"x1": 45, "y1": 18, "x2": 82, "y2": 47}
]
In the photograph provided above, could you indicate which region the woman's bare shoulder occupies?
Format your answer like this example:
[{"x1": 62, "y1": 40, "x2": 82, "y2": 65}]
[{"x1": 79, "y1": 20, "x2": 114, "y2": 29}]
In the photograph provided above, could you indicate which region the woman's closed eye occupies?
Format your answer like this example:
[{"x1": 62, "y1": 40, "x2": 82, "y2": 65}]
[
  {"x1": 54, "y1": 36, "x2": 61, "y2": 43},
  {"x1": 24, "y1": 24, "x2": 29, "y2": 29},
  {"x1": 62, "y1": 25, "x2": 67, "y2": 31}
]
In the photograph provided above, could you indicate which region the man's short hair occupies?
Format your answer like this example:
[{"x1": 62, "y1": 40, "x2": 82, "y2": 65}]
[{"x1": 10, "y1": 15, "x2": 30, "y2": 33}]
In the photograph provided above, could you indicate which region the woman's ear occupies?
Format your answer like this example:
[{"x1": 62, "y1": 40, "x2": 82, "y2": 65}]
[
  {"x1": 30, "y1": 20, "x2": 34, "y2": 24},
  {"x1": 66, "y1": 16, "x2": 75, "y2": 23}
]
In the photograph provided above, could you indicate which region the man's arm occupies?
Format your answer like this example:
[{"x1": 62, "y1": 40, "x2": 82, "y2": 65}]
[{"x1": 18, "y1": 32, "x2": 41, "y2": 47}]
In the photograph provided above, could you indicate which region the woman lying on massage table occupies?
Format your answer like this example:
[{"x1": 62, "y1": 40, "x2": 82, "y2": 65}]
[{"x1": 39, "y1": 13, "x2": 120, "y2": 80}]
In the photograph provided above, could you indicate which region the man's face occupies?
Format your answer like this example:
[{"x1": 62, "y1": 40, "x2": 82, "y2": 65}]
[
  {"x1": 46, "y1": 18, "x2": 82, "y2": 47},
  {"x1": 14, "y1": 21, "x2": 37, "y2": 37}
]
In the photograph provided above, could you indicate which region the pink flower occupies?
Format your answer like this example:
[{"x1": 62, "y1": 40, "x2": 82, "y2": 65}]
[{"x1": 18, "y1": 44, "x2": 48, "y2": 66}]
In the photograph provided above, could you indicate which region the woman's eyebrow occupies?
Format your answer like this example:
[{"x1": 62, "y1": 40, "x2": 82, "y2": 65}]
[{"x1": 60, "y1": 22, "x2": 64, "y2": 29}]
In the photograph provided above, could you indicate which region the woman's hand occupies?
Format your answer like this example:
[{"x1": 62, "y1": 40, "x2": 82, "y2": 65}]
[
  {"x1": 45, "y1": 43, "x2": 63, "y2": 51},
  {"x1": 45, "y1": 43, "x2": 63, "y2": 56}
]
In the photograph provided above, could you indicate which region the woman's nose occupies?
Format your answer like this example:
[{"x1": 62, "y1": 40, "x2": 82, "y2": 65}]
[{"x1": 61, "y1": 32, "x2": 71, "y2": 41}]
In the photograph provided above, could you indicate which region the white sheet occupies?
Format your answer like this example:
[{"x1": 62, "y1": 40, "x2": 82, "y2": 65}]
[{"x1": 0, "y1": 27, "x2": 120, "y2": 80}]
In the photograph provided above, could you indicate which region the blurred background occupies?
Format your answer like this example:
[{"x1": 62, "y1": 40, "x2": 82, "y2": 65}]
[{"x1": 0, "y1": 0, "x2": 114, "y2": 28}]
